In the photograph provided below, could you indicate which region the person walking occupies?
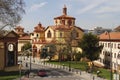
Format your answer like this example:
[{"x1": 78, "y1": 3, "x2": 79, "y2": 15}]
[{"x1": 26, "y1": 63, "x2": 28, "y2": 67}]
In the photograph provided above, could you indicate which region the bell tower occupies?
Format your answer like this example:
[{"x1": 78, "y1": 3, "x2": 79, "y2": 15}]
[
  {"x1": 54, "y1": 5, "x2": 75, "y2": 26},
  {"x1": 63, "y1": 5, "x2": 67, "y2": 15}
]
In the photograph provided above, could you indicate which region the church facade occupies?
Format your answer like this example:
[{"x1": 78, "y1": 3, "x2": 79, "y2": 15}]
[{"x1": 30, "y1": 5, "x2": 84, "y2": 59}]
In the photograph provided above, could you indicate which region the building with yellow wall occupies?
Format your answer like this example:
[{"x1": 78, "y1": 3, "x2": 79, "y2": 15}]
[{"x1": 31, "y1": 5, "x2": 84, "y2": 59}]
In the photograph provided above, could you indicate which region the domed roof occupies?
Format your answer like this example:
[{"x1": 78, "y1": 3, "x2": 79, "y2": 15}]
[
  {"x1": 34, "y1": 23, "x2": 45, "y2": 32},
  {"x1": 54, "y1": 5, "x2": 75, "y2": 20}
]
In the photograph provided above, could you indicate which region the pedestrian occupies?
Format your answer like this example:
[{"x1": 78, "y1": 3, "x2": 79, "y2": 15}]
[
  {"x1": 27, "y1": 70, "x2": 30, "y2": 78},
  {"x1": 25, "y1": 70, "x2": 30, "y2": 78},
  {"x1": 93, "y1": 76, "x2": 95, "y2": 80},
  {"x1": 97, "y1": 70, "x2": 101, "y2": 77},
  {"x1": 26, "y1": 63, "x2": 28, "y2": 67}
]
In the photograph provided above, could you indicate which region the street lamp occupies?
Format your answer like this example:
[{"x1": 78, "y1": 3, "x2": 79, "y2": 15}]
[
  {"x1": 109, "y1": 33, "x2": 113, "y2": 80},
  {"x1": 59, "y1": 32, "x2": 62, "y2": 64},
  {"x1": 30, "y1": 51, "x2": 31, "y2": 72},
  {"x1": 115, "y1": 51, "x2": 120, "y2": 80},
  {"x1": 27, "y1": 49, "x2": 32, "y2": 72},
  {"x1": 68, "y1": 29, "x2": 76, "y2": 71},
  {"x1": 68, "y1": 51, "x2": 71, "y2": 71},
  {"x1": 42, "y1": 47, "x2": 47, "y2": 65},
  {"x1": 19, "y1": 60, "x2": 22, "y2": 80},
  {"x1": 59, "y1": 46, "x2": 61, "y2": 65},
  {"x1": 106, "y1": 31, "x2": 113, "y2": 80}
]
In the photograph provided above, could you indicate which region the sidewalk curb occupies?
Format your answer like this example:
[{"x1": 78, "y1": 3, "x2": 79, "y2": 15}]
[{"x1": 19, "y1": 57, "x2": 107, "y2": 80}]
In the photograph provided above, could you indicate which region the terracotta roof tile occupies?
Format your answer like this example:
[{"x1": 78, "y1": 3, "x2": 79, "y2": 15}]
[
  {"x1": 34, "y1": 23, "x2": 45, "y2": 32},
  {"x1": 99, "y1": 32, "x2": 120, "y2": 40},
  {"x1": 19, "y1": 35, "x2": 31, "y2": 40},
  {"x1": 54, "y1": 15, "x2": 75, "y2": 20},
  {"x1": 48, "y1": 25, "x2": 71, "y2": 31},
  {"x1": 75, "y1": 26, "x2": 84, "y2": 32}
]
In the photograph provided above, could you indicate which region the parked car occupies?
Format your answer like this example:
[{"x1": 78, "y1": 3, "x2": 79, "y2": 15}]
[{"x1": 37, "y1": 69, "x2": 47, "y2": 77}]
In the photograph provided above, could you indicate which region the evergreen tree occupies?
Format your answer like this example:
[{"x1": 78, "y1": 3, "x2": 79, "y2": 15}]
[{"x1": 79, "y1": 33, "x2": 103, "y2": 62}]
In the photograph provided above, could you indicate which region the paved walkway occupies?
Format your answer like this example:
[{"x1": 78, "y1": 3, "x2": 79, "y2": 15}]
[{"x1": 18, "y1": 57, "x2": 107, "y2": 80}]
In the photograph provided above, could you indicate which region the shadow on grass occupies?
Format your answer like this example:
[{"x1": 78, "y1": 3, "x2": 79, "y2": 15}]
[
  {"x1": 0, "y1": 70, "x2": 22, "y2": 80},
  {"x1": 0, "y1": 71, "x2": 19, "y2": 76}
]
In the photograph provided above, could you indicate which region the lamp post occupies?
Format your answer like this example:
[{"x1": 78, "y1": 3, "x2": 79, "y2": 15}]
[
  {"x1": 59, "y1": 46, "x2": 62, "y2": 65},
  {"x1": 43, "y1": 47, "x2": 47, "y2": 65},
  {"x1": 59, "y1": 32, "x2": 62, "y2": 64},
  {"x1": 68, "y1": 51, "x2": 71, "y2": 71},
  {"x1": 19, "y1": 60, "x2": 22, "y2": 80},
  {"x1": 107, "y1": 31, "x2": 113, "y2": 80},
  {"x1": 115, "y1": 51, "x2": 120, "y2": 80},
  {"x1": 109, "y1": 34, "x2": 112, "y2": 80},
  {"x1": 68, "y1": 29, "x2": 76, "y2": 71},
  {"x1": 27, "y1": 49, "x2": 32, "y2": 72},
  {"x1": 30, "y1": 51, "x2": 31, "y2": 72}
]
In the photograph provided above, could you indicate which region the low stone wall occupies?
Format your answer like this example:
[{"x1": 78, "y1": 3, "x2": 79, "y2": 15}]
[{"x1": 4, "y1": 65, "x2": 19, "y2": 72}]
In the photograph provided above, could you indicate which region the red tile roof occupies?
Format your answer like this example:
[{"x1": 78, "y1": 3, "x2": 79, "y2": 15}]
[
  {"x1": 55, "y1": 25, "x2": 71, "y2": 30},
  {"x1": 99, "y1": 32, "x2": 120, "y2": 41},
  {"x1": 19, "y1": 35, "x2": 31, "y2": 40},
  {"x1": 34, "y1": 23, "x2": 45, "y2": 32},
  {"x1": 75, "y1": 26, "x2": 84, "y2": 32},
  {"x1": 54, "y1": 15, "x2": 75, "y2": 20},
  {"x1": 47, "y1": 25, "x2": 71, "y2": 31},
  {"x1": 54, "y1": 5, "x2": 75, "y2": 20}
]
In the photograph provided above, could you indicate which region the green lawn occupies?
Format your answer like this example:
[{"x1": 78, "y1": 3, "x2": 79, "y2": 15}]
[
  {"x1": 47, "y1": 61, "x2": 112, "y2": 80},
  {"x1": 47, "y1": 61, "x2": 88, "y2": 70},
  {"x1": 0, "y1": 71, "x2": 22, "y2": 80},
  {"x1": 0, "y1": 75, "x2": 19, "y2": 80},
  {"x1": 98, "y1": 68, "x2": 111, "y2": 80}
]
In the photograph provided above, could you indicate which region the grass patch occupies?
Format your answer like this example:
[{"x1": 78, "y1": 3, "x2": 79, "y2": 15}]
[
  {"x1": 97, "y1": 68, "x2": 111, "y2": 80},
  {"x1": 47, "y1": 61, "x2": 88, "y2": 71},
  {"x1": 47, "y1": 60, "x2": 112, "y2": 80},
  {"x1": 0, "y1": 70, "x2": 23, "y2": 80},
  {"x1": 0, "y1": 75, "x2": 19, "y2": 80}
]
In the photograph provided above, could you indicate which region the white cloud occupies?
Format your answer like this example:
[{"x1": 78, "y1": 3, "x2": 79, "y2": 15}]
[
  {"x1": 29, "y1": 2, "x2": 47, "y2": 12},
  {"x1": 96, "y1": 14, "x2": 111, "y2": 19},
  {"x1": 94, "y1": 0, "x2": 120, "y2": 14},
  {"x1": 77, "y1": 0, "x2": 108, "y2": 14},
  {"x1": 95, "y1": 6, "x2": 120, "y2": 14}
]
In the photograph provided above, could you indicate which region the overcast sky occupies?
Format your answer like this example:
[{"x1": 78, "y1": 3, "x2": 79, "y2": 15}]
[{"x1": 19, "y1": 0, "x2": 120, "y2": 32}]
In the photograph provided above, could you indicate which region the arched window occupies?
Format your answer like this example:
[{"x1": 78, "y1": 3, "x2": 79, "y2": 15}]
[
  {"x1": 47, "y1": 30, "x2": 51, "y2": 38},
  {"x1": 55, "y1": 20, "x2": 57, "y2": 24},
  {"x1": 68, "y1": 20, "x2": 72, "y2": 26},
  {"x1": 62, "y1": 19, "x2": 65, "y2": 25},
  {"x1": 36, "y1": 34, "x2": 39, "y2": 37},
  {"x1": 114, "y1": 53, "x2": 116, "y2": 58},
  {"x1": 60, "y1": 32, "x2": 62, "y2": 37},
  {"x1": 71, "y1": 29, "x2": 76, "y2": 39},
  {"x1": 76, "y1": 32, "x2": 79, "y2": 37}
]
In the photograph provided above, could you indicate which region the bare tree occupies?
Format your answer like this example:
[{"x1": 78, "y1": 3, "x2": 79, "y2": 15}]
[
  {"x1": 0, "y1": 0, "x2": 25, "y2": 30},
  {"x1": 65, "y1": 29, "x2": 77, "y2": 60}
]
